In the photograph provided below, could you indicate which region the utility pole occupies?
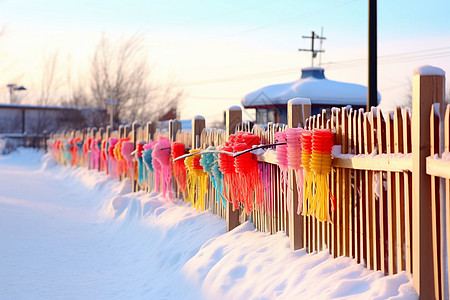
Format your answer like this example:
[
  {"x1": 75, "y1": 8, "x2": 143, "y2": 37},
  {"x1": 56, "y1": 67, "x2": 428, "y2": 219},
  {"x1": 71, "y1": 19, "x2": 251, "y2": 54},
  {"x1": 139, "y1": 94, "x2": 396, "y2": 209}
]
[
  {"x1": 319, "y1": 27, "x2": 324, "y2": 67},
  {"x1": 299, "y1": 30, "x2": 326, "y2": 67},
  {"x1": 368, "y1": 0, "x2": 378, "y2": 110}
]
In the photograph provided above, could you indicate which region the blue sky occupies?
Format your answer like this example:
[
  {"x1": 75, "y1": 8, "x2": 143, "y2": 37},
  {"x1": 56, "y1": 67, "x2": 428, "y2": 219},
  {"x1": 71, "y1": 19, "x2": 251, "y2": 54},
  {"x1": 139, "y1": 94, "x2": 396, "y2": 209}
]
[{"x1": 0, "y1": 0, "x2": 449, "y2": 121}]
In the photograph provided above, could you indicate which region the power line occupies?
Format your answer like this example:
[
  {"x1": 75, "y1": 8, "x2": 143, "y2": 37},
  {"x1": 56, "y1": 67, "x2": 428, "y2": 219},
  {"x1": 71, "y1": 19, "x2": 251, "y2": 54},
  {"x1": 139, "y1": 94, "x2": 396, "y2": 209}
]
[
  {"x1": 177, "y1": 47, "x2": 450, "y2": 87},
  {"x1": 150, "y1": 0, "x2": 358, "y2": 49},
  {"x1": 323, "y1": 46, "x2": 450, "y2": 67}
]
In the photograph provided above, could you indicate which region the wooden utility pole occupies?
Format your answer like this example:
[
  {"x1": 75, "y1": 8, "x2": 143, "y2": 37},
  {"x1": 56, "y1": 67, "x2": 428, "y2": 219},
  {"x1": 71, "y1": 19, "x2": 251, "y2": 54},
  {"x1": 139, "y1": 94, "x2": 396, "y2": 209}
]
[
  {"x1": 299, "y1": 31, "x2": 326, "y2": 67},
  {"x1": 367, "y1": 0, "x2": 378, "y2": 110}
]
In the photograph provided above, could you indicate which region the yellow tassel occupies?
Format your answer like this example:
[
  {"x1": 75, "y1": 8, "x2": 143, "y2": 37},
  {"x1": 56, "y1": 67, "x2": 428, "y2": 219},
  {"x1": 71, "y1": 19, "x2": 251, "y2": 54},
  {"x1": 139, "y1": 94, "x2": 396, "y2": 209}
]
[
  {"x1": 310, "y1": 152, "x2": 332, "y2": 222},
  {"x1": 185, "y1": 150, "x2": 209, "y2": 211}
]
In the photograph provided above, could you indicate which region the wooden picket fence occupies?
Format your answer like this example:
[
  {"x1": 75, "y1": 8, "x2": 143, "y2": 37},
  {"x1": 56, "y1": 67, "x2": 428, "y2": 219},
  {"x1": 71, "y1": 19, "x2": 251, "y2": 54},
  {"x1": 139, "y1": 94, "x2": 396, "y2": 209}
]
[{"x1": 47, "y1": 68, "x2": 447, "y2": 299}]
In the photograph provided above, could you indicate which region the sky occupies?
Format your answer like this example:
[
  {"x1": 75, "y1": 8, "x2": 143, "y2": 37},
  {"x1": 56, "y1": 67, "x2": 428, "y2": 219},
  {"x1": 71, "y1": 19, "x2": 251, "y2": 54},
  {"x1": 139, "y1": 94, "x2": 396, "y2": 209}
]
[{"x1": 0, "y1": 0, "x2": 449, "y2": 123}]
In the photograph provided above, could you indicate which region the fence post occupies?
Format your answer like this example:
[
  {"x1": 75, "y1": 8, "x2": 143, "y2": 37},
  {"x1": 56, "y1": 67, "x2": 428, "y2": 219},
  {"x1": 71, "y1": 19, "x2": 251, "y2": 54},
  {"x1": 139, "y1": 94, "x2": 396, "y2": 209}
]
[
  {"x1": 412, "y1": 65, "x2": 445, "y2": 299},
  {"x1": 106, "y1": 125, "x2": 111, "y2": 140},
  {"x1": 146, "y1": 121, "x2": 156, "y2": 142},
  {"x1": 132, "y1": 121, "x2": 140, "y2": 147},
  {"x1": 118, "y1": 125, "x2": 124, "y2": 139},
  {"x1": 124, "y1": 124, "x2": 131, "y2": 138},
  {"x1": 90, "y1": 127, "x2": 97, "y2": 170},
  {"x1": 169, "y1": 120, "x2": 182, "y2": 143},
  {"x1": 98, "y1": 127, "x2": 104, "y2": 140},
  {"x1": 287, "y1": 98, "x2": 310, "y2": 250},
  {"x1": 192, "y1": 116, "x2": 205, "y2": 149},
  {"x1": 226, "y1": 106, "x2": 242, "y2": 231},
  {"x1": 131, "y1": 121, "x2": 140, "y2": 192}
]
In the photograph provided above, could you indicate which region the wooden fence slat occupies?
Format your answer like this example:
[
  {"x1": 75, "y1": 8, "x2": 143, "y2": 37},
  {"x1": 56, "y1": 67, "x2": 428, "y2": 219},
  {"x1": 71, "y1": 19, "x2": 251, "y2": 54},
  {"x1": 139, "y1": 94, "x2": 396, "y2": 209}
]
[
  {"x1": 352, "y1": 110, "x2": 359, "y2": 262},
  {"x1": 342, "y1": 107, "x2": 350, "y2": 257},
  {"x1": 358, "y1": 109, "x2": 366, "y2": 266},
  {"x1": 393, "y1": 108, "x2": 406, "y2": 273},
  {"x1": 386, "y1": 112, "x2": 397, "y2": 275},
  {"x1": 402, "y1": 108, "x2": 412, "y2": 276},
  {"x1": 335, "y1": 109, "x2": 342, "y2": 257},
  {"x1": 330, "y1": 108, "x2": 338, "y2": 257},
  {"x1": 430, "y1": 104, "x2": 442, "y2": 299},
  {"x1": 365, "y1": 110, "x2": 374, "y2": 270},
  {"x1": 347, "y1": 108, "x2": 354, "y2": 259},
  {"x1": 377, "y1": 108, "x2": 387, "y2": 274},
  {"x1": 445, "y1": 104, "x2": 450, "y2": 298}
]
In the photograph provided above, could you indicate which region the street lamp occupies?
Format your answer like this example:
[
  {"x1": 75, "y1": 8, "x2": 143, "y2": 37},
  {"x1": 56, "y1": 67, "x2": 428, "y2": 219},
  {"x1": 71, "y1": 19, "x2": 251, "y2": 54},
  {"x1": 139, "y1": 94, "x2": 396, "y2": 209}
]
[{"x1": 7, "y1": 83, "x2": 27, "y2": 104}]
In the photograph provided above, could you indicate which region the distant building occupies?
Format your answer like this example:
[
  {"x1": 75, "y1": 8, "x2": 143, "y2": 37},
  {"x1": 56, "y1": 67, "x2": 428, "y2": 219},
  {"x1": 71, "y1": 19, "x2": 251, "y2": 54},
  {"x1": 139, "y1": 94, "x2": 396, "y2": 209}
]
[
  {"x1": 241, "y1": 67, "x2": 381, "y2": 124},
  {"x1": 159, "y1": 107, "x2": 178, "y2": 122},
  {"x1": 0, "y1": 104, "x2": 108, "y2": 134}
]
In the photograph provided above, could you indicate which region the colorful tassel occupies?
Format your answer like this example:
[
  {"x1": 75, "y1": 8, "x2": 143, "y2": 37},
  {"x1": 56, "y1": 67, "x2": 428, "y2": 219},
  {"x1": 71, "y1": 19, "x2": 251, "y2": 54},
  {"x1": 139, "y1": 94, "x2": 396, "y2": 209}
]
[
  {"x1": 185, "y1": 149, "x2": 208, "y2": 211},
  {"x1": 310, "y1": 129, "x2": 333, "y2": 222}
]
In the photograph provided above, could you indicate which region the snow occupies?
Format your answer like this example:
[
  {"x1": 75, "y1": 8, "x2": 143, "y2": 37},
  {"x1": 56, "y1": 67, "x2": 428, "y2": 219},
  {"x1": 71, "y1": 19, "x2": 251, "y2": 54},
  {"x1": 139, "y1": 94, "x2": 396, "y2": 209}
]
[
  {"x1": 241, "y1": 68, "x2": 381, "y2": 108},
  {"x1": 0, "y1": 149, "x2": 418, "y2": 300},
  {"x1": 193, "y1": 115, "x2": 206, "y2": 120},
  {"x1": 289, "y1": 97, "x2": 311, "y2": 105},
  {"x1": 228, "y1": 105, "x2": 242, "y2": 111},
  {"x1": 413, "y1": 65, "x2": 446, "y2": 76}
]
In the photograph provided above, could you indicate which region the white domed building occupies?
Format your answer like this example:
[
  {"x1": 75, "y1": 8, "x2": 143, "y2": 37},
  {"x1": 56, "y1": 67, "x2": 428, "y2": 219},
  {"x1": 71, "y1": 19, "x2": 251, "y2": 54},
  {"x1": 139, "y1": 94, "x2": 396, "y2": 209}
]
[{"x1": 241, "y1": 67, "x2": 381, "y2": 124}]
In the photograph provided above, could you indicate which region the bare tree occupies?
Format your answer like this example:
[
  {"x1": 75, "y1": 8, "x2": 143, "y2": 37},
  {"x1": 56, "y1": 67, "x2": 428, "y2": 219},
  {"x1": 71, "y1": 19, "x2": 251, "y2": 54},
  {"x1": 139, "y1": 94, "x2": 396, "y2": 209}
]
[
  {"x1": 38, "y1": 50, "x2": 60, "y2": 105},
  {"x1": 90, "y1": 34, "x2": 183, "y2": 125}
]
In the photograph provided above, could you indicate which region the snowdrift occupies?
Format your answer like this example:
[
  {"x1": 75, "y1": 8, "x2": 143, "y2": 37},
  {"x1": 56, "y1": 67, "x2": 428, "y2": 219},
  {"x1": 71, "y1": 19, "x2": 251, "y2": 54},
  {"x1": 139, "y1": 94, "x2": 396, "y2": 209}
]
[{"x1": 0, "y1": 149, "x2": 417, "y2": 299}]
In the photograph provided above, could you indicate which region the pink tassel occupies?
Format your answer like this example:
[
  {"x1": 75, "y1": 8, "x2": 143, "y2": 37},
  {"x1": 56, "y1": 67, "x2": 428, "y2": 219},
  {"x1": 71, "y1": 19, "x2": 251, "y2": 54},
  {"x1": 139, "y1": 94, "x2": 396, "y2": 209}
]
[
  {"x1": 121, "y1": 141, "x2": 135, "y2": 182},
  {"x1": 152, "y1": 137, "x2": 172, "y2": 200}
]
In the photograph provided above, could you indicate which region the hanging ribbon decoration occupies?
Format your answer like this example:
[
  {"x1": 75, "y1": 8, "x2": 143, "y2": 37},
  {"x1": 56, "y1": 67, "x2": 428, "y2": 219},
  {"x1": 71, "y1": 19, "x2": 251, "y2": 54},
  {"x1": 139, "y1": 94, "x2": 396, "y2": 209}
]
[
  {"x1": 108, "y1": 138, "x2": 119, "y2": 179},
  {"x1": 83, "y1": 137, "x2": 91, "y2": 168},
  {"x1": 310, "y1": 129, "x2": 334, "y2": 222},
  {"x1": 219, "y1": 143, "x2": 238, "y2": 210},
  {"x1": 275, "y1": 131, "x2": 290, "y2": 212},
  {"x1": 200, "y1": 147, "x2": 226, "y2": 208},
  {"x1": 121, "y1": 141, "x2": 135, "y2": 182},
  {"x1": 275, "y1": 131, "x2": 288, "y2": 181},
  {"x1": 171, "y1": 142, "x2": 188, "y2": 198},
  {"x1": 62, "y1": 139, "x2": 73, "y2": 165},
  {"x1": 142, "y1": 142, "x2": 156, "y2": 190},
  {"x1": 135, "y1": 142, "x2": 145, "y2": 185},
  {"x1": 301, "y1": 130, "x2": 314, "y2": 216},
  {"x1": 71, "y1": 138, "x2": 81, "y2": 166},
  {"x1": 219, "y1": 132, "x2": 262, "y2": 215},
  {"x1": 91, "y1": 139, "x2": 101, "y2": 170},
  {"x1": 100, "y1": 140, "x2": 107, "y2": 172},
  {"x1": 185, "y1": 149, "x2": 208, "y2": 211},
  {"x1": 114, "y1": 137, "x2": 130, "y2": 177},
  {"x1": 285, "y1": 127, "x2": 305, "y2": 214},
  {"x1": 152, "y1": 137, "x2": 172, "y2": 199},
  {"x1": 76, "y1": 139, "x2": 84, "y2": 166}
]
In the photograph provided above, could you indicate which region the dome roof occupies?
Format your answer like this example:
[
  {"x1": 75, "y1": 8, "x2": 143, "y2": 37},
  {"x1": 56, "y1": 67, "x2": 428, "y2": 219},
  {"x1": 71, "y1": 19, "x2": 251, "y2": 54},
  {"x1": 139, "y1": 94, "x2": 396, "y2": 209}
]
[{"x1": 241, "y1": 67, "x2": 381, "y2": 108}]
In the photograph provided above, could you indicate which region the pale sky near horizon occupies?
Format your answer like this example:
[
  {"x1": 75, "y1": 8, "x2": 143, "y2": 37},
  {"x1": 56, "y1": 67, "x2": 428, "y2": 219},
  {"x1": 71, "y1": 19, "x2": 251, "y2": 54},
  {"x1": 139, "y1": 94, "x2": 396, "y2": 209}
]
[{"x1": 0, "y1": 0, "x2": 449, "y2": 123}]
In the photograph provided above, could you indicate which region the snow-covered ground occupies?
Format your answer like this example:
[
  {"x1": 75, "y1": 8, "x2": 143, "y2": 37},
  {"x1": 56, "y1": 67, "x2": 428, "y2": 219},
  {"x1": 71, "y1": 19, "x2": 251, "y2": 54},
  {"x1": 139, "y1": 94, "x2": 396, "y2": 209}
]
[{"x1": 0, "y1": 149, "x2": 418, "y2": 300}]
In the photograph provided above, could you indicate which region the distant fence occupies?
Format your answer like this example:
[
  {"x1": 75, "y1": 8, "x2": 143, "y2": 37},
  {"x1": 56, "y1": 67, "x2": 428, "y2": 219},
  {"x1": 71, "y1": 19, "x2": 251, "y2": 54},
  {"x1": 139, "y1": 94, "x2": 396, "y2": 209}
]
[
  {"x1": 46, "y1": 67, "x2": 447, "y2": 300},
  {"x1": 0, "y1": 133, "x2": 48, "y2": 154}
]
